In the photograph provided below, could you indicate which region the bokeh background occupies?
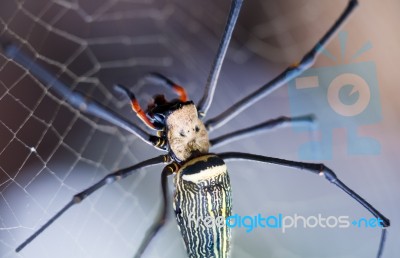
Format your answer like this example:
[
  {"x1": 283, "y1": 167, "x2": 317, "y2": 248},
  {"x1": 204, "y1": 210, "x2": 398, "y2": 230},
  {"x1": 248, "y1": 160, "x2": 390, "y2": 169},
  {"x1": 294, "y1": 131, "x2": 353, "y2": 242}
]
[{"x1": 0, "y1": 0, "x2": 399, "y2": 257}]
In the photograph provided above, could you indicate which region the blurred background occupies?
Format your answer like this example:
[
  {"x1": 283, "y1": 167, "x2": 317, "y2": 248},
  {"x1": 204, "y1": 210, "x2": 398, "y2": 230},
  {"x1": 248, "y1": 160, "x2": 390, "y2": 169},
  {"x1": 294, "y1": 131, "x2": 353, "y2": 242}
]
[{"x1": 0, "y1": 0, "x2": 399, "y2": 257}]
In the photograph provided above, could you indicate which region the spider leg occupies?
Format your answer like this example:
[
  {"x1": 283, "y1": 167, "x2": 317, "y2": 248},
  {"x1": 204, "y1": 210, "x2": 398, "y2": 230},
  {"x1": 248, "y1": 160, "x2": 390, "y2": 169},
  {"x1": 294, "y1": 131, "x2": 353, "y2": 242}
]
[
  {"x1": 1, "y1": 42, "x2": 164, "y2": 148},
  {"x1": 143, "y1": 72, "x2": 188, "y2": 102},
  {"x1": 15, "y1": 155, "x2": 167, "y2": 253},
  {"x1": 210, "y1": 115, "x2": 314, "y2": 149},
  {"x1": 197, "y1": 0, "x2": 243, "y2": 118},
  {"x1": 114, "y1": 84, "x2": 157, "y2": 129},
  {"x1": 134, "y1": 163, "x2": 177, "y2": 258},
  {"x1": 219, "y1": 152, "x2": 390, "y2": 258},
  {"x1": 205, "y1": 0, "x2": 359, "y2": 131}
]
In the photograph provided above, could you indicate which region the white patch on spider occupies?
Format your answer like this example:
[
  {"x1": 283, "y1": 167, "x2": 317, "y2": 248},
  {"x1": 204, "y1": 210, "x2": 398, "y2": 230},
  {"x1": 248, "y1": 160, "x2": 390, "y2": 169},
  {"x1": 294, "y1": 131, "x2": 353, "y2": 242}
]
[
  {"x1": 166, "y1": 104, "x2": 209, "y2": 161},
  {"x1": 182, "y1": 164, "x2": 227, "y2": 183}
]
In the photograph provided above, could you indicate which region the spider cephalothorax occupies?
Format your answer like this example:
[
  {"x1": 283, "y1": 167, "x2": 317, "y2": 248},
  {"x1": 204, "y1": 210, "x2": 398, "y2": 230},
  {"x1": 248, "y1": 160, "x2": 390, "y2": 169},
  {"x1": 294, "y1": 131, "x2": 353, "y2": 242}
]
[
  {"x1": 113, "y1": 81, "x2": 210, "y2": 162},
  {"x1": 146, "y1": 98, "x2": 209, "y2": 163},
  {"x1": 118, "y1": 73, "x2": 210, "y2": 163},
  {"x1": 164, "y1": 103, "x2": 209, "y2": 163}
]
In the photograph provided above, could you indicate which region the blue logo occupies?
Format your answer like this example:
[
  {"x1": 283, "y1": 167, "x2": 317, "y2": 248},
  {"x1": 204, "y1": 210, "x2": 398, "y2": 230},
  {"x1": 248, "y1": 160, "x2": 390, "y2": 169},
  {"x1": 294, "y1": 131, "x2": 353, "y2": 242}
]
[{"x1": 288, "y1": 31, "x2": 382, "y2": 159}]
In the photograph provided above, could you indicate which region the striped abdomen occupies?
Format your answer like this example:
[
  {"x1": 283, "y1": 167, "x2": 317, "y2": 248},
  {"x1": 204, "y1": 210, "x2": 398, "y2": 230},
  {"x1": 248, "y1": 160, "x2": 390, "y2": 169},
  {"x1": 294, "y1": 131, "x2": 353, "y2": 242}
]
[{"x1": 173, "y1": 154, "x2": 232, "y2": 258}]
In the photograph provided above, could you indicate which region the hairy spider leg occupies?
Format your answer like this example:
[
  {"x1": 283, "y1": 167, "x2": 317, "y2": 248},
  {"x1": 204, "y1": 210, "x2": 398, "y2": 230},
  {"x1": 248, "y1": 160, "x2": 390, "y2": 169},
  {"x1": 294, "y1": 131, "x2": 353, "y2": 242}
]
[
  {"x1": 220, "y1": 152, "x2": 390, "y2": 258},
  {"x1": 205, "y1": 0, "x2": 359, "y2": 131}
]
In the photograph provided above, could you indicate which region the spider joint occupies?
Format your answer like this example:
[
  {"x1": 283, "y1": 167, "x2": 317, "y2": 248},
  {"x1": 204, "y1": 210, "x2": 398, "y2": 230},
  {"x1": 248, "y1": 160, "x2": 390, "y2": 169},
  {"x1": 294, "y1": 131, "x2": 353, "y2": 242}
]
[
  {"x1": 73, "y1": 195, "x2": 83, "y2": 204},
  {"x1": 321, "y1": 166, "x2": 338, "y2": 182}
]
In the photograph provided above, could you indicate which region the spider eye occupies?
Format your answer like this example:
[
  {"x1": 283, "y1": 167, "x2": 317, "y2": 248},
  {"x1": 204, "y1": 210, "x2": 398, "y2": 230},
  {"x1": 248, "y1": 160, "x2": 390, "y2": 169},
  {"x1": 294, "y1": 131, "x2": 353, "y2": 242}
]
[
  {"x1": 195, "y1": 126, "x2": 200, "y2": 132},
  {"x1": 179, "y1": 130, "x2": 185, "y2": 137}
]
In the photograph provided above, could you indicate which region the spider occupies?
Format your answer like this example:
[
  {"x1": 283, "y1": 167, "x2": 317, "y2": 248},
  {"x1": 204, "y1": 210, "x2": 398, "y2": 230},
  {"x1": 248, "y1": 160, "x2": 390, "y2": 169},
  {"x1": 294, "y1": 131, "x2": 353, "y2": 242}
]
[{"x1": 1, "y1": 0, "x2": 389, "y2": 257}]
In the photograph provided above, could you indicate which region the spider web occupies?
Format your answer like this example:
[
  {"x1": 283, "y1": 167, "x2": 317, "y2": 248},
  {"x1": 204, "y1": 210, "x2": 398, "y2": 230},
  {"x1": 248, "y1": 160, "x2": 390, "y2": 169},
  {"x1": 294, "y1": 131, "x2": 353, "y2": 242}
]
[{"x1": 0, "y1": 0, "x2": 398, "y2": 258}]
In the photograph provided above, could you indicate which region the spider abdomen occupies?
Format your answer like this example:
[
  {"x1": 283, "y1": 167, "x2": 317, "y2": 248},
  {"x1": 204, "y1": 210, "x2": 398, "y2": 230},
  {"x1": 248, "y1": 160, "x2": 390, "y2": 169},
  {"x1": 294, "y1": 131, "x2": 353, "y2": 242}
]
[{"x1": 173, "y1": 154, "x2": 232, "y2": 258}]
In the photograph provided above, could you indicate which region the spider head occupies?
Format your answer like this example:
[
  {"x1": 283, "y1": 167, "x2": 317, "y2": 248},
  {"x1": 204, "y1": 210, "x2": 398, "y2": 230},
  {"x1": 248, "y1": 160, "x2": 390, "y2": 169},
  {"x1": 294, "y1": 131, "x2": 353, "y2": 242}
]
[{"x1": 160, "y1": 102, "x2": 209, "y2": 163}]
